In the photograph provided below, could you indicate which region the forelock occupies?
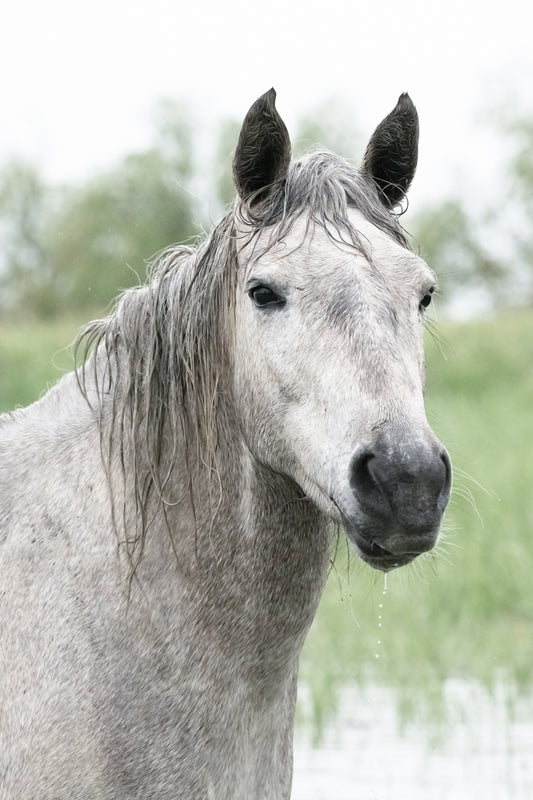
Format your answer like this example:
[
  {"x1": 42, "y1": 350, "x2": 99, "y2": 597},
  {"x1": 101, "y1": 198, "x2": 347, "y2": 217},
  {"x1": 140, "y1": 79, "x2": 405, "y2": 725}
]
[{"x1": 236, "y1": 149, "x2": 411, "y2": 254}]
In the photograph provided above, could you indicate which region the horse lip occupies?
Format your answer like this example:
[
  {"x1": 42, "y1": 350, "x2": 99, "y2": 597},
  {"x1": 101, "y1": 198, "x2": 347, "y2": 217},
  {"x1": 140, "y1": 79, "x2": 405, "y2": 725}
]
[
  {"x1": 340, "y1": 513, "x2": 438, "y2": 572},
  {"x1": 351, "y1": 531, "x2": 416, "y2": 572},
  {"x1": 332, "y1": 499, "x2": 438, "y2": 572},
  {"x1": 356, "y1": 532, "x2": 393, "y2": 560}
]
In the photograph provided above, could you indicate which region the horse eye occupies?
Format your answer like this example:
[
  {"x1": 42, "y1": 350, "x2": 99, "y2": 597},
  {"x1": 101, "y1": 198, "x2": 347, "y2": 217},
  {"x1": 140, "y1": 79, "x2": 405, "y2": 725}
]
[
  {"x1": 419, "y1": 288, "x2": 434, "y2": 310},
  {"x1": 248, "y1": 284, "x2": 286, "y2": 309}
]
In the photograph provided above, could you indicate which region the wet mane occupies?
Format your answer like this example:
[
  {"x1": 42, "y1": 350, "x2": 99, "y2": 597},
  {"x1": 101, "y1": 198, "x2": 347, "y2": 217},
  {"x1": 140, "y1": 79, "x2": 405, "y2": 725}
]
[{"x1": 76, "y1": 150, "x2": 409, "y2": 565}]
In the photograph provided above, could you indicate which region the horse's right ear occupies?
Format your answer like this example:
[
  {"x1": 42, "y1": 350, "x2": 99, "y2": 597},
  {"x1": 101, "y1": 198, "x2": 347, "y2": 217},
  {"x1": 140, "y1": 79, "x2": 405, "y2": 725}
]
[{"x1": 233, "y1": 88, "x2": 291, "y2": 204}]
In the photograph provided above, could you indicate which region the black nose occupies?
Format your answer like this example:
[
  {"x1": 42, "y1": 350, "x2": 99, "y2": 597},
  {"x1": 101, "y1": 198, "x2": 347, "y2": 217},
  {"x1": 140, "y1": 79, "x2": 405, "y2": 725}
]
[{"x1": 349, "y1": 440, "x2": 451, "y2": 533}]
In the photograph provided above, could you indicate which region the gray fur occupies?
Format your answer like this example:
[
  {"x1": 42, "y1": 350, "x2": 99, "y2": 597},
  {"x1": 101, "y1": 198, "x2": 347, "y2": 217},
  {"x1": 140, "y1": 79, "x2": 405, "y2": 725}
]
[{"x1": 0, "y1": 91, "x2": 449, "y2": 799}]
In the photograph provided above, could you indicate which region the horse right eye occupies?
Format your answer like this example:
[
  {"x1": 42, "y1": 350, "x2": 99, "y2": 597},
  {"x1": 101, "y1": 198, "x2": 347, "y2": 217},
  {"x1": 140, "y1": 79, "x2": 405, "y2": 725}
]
[{"x1": 248, "y1": 284, "x2": 286, "y2": 309}]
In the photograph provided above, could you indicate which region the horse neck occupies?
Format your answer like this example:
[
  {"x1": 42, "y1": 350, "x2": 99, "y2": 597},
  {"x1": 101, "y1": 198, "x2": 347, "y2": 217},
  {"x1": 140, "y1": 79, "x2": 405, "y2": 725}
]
[
  {"x1": 206, "y1": 440, "x2": 333, "y2": 675},
  {"x1": 123, "y1": 402, "x2": 333, "y2": 680}
]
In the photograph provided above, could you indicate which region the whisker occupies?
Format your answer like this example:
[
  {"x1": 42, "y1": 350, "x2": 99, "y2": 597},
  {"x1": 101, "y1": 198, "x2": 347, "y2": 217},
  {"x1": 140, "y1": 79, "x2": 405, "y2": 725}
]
[
  {"x1": 424, "y1": 317, "x2": 449, "y2": 360},
  {"x1": 453, "y1": 466, "x2": 497, "y2": 499}
]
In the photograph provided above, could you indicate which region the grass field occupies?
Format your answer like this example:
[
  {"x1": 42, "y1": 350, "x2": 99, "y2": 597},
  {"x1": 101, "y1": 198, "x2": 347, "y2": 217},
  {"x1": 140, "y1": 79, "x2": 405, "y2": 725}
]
[
  {"x1": 1, "y1": 309, "x2": 532, "y2": 728},
  {"x1": 0, "y1": 315, "x2": 84, "y2": 412}
]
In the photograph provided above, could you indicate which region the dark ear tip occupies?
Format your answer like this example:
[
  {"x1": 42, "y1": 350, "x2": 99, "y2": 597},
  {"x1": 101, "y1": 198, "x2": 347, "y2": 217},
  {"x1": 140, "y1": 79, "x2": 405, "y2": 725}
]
[
  {"x1": 252, "y1": 88, "x2": 277, "y2": 112},
  {"x1": 396, "y1": 92, "x2": 418, "y2": 119},
  {"x1": 398, "y1": 91, "x2": 414, "y2": 105}
]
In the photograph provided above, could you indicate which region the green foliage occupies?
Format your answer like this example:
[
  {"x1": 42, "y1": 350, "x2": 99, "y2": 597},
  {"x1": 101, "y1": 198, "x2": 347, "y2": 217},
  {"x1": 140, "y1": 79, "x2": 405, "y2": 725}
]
[
  {"x1": 46, "y1": 146, "x2": 196, "y2": 315},
  {"x1": 411, "y1": 199, "x2": 505, "y2": 298},
  {"x1": 0, "y1": 100, "x2": 199, "y2": 318},
  {"x1": 497, "y1": 115, "x2": 533, "y2": 297},
  {"x1": 505, "y1": 117, "x2": 533, "y2": 206},
  {"x1": 0, "y1": 160, "x2": 55, "y2": 314}
]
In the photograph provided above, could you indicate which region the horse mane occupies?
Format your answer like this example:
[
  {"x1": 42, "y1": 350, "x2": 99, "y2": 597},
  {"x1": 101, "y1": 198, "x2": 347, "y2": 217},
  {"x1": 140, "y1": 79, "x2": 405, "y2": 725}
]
[{"x1": 75, "y1": 150, "x2": 410, "y2": 569}]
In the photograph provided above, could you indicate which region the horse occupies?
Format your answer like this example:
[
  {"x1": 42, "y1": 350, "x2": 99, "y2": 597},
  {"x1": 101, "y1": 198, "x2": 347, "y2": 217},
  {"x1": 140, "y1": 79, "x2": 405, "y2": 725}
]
[{"x1": 0, "y1": 89, "x2": 451, "y2": 799}]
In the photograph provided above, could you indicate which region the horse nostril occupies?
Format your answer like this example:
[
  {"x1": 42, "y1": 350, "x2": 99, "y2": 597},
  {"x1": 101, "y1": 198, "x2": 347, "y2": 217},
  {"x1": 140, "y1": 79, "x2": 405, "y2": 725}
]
[
  {"x1": 350, "y1": 449, "x2": 375, "y2": 495},
  {"x1": 349, "y1": 441, "x2": 452, "y2": 524},
  {"x1": 439, "y1": 449, "x2": 452, "y2": 504},
  {"x1": 350, "y1": 449, "x2": 370, "y2": 489},
  {"x1": 349, "y1": 448, "x2": 391, "y2": 517},
  {"x1": 441, "y1": 449, "x2": 451, "y2": 480}
]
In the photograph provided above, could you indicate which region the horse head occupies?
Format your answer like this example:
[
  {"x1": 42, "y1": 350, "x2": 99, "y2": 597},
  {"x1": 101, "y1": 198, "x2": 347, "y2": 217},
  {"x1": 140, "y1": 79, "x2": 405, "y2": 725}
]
[{"x1": 232, "y1": 89, "x2": 451, "y2": 571}]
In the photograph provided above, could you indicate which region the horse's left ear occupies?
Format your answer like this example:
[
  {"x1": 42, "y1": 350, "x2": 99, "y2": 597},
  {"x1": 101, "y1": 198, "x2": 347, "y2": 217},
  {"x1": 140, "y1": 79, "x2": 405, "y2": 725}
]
[
  {"x1": 362, "y1": 93, "x2": 419, "y2": 208},
  {"x1": 233, "y1": 88, "x2": 291, "y2": 204}
]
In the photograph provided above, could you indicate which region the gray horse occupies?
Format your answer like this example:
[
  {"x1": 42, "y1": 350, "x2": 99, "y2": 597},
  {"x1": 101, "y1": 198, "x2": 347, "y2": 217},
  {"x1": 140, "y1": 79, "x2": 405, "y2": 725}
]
[{"x1": 0, "y1": 90, "x2": 451, "y2": 799}]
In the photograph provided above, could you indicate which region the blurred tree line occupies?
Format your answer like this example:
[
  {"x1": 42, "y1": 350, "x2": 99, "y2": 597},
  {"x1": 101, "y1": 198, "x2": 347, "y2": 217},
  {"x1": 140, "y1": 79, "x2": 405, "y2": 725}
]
[{"x1": 0, "y1": 97, "x2": 531, "y2": 319}]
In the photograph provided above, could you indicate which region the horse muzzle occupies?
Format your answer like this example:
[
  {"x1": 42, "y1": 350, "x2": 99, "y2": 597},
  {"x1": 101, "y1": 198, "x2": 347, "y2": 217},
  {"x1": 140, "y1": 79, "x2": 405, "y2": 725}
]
[{"x1": 340, "y1": 435, "x2": 452, "y2": 571}]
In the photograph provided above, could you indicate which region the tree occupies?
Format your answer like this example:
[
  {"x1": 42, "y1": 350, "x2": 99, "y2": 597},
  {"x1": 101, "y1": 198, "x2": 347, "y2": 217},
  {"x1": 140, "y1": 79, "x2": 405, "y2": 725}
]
[
  {"x1": 410, "y1": 198, "x2": 505, "y2": 304},
  {"x1": 46, "y1": 146, "x2": 198, "y2": 314},
  {"x1": 499, "y1": 115, "x2": 533, "y2": 301},
  {"x1": 0, "y1": 100, "x2": 200, "y2": 317},
  {"x1": 0, "y1": 161, "x2": 56, "y2": 316}
]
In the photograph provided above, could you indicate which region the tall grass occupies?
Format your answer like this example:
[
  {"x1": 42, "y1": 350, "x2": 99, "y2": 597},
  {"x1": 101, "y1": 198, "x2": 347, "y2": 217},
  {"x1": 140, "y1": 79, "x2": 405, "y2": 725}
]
[{"x1": 0, "y1": 316, "x2": 83, "y2": 412}]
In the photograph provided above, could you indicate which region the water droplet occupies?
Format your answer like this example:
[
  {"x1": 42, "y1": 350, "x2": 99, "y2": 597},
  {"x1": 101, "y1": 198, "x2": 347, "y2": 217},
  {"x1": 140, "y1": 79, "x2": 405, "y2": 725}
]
[{"x1": 376, "y1": 577, "x2": 387, "y2": 658}]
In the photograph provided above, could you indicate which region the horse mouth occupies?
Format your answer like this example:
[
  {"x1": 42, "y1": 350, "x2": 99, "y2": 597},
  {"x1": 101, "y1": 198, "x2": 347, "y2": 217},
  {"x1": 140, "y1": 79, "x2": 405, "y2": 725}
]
[
  {"x1": 352, "y1": 532, "x2": 418, "y2": 572},
  {"x1": 334, "y1": 502, "x2": 440, "y2": 572}
]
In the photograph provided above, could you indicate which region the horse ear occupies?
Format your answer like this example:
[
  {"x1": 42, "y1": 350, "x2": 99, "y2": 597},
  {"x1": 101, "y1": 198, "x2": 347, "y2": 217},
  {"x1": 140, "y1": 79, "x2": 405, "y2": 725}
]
[
  {"x1": 362, "y1": 93, "x2": 419, "y2": 208},
  {"x1": 233, "y1": 88, "x2": 291, "y2": 204}
]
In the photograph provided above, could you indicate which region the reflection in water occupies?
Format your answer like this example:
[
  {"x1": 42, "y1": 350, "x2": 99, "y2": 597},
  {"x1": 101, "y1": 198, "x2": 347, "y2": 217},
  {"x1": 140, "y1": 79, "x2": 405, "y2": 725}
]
[{"x1": 293, "y1": 681, "x2": 533, "y2": 799}]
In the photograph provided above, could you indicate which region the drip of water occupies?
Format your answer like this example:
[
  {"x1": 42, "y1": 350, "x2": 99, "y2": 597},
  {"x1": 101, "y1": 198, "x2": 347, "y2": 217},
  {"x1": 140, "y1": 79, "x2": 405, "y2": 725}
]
[{"x1": 375, "y1": 573, "x2": 388, "y2": 659}]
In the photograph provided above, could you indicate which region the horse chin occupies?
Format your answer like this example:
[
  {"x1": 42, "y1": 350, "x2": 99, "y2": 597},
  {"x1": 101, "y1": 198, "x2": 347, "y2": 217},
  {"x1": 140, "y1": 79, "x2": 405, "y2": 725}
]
[{"x1": 342, "y1": 522, "x2": 438, "y2": 573}]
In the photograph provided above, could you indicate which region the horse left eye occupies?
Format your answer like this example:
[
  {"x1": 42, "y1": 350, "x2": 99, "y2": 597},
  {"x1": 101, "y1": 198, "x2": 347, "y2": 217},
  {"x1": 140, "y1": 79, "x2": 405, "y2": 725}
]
[
  {"x1": 248, "y1": 284, "x2": 286, "y2": 309},
  {"x1": 419, "y1": 289, "x2": 434, "y2": 310}
]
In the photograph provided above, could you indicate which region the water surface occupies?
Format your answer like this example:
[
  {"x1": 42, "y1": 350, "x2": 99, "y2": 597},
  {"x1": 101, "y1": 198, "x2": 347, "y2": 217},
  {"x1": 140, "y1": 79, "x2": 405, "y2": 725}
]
[{"x1": 293, "y1": 681, "x2": 533, "y2": 799}]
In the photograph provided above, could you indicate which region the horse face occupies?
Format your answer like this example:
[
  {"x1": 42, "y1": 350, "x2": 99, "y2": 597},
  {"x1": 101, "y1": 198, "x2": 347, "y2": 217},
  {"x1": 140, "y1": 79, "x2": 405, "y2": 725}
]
[
  {"x1": 234, "y1": 212, "x2": 450, "y2": 570},
  {"x1": 232, "y1": 91, "x2": 450, "y2": 571}
]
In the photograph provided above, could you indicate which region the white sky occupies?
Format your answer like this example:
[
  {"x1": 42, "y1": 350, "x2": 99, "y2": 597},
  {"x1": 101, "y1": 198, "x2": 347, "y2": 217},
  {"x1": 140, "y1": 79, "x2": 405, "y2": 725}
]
[{"x1": 1, "y1": 0, "x2": 533, "y2": 212}]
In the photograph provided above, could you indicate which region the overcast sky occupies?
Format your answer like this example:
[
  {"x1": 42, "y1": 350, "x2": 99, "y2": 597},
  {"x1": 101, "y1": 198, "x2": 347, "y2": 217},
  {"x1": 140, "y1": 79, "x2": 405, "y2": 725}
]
[{"x1": 2, "y1": 0, "x2": 532, "y2": 211}]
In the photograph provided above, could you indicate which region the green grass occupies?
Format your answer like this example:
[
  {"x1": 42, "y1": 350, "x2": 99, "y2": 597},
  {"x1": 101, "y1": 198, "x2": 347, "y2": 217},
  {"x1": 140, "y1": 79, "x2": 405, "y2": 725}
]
[
  {"x1": 0, "y1": 315, "x2": 85, "y2": 412},
  {"x1": 2, "y1": 309, "x2": 533, "y2": 730}
]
